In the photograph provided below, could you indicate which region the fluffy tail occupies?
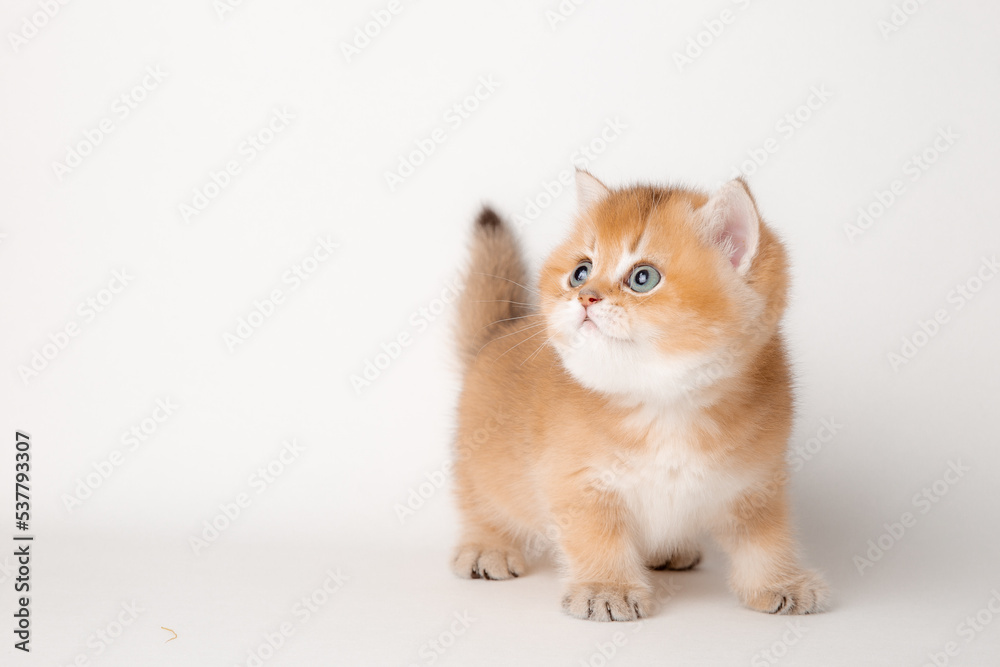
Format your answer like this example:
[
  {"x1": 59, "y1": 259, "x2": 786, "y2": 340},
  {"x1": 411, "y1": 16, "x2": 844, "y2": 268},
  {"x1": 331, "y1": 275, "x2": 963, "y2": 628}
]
[{"x1": 455, "y1": 207, "x2": 533, "y2": 369}]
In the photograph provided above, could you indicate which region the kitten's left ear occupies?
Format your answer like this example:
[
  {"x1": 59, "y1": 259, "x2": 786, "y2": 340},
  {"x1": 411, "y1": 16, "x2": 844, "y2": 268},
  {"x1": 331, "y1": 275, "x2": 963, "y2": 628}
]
[
  {"x1": 700, "y1": 179, "x2": 761, "y2": 275},
  {"x1": 575, "y1": 169, "x2": 610, "y2": 211}
]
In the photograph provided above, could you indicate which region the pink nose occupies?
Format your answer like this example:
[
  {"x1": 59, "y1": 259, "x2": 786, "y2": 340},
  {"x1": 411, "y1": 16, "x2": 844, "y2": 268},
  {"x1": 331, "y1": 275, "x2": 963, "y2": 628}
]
[{"x1": 578, "y1": 289, "x2": 602, "y2": 307}]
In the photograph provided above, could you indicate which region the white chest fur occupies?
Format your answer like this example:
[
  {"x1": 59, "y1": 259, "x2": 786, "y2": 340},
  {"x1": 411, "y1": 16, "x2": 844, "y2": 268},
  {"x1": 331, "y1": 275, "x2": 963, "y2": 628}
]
[{"x1": 597, "y1": 406, "x2": 753, "y2": 558}]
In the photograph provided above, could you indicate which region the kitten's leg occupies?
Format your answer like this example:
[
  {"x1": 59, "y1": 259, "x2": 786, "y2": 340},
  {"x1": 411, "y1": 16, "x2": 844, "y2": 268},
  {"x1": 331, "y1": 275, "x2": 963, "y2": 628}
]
[
  {"x1": 649, "y1": 543, "x2": 702, "y2": 571},
  {"x1": 715, "y1": 489, "x2": 829, "y2": 614},
  {"x1": 451, "y1": 509, "x2": 525, "y2": 581},
  {"x1": 554, "y1": 495, "x2": 653, "y2": 622}
]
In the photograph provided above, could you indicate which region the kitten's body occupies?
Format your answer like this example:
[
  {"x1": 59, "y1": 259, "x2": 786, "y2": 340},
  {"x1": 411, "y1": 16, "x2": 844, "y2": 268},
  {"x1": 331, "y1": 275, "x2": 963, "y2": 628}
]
[{"x1": 451, "y1": 174, "x2": 827, "y2": 621}]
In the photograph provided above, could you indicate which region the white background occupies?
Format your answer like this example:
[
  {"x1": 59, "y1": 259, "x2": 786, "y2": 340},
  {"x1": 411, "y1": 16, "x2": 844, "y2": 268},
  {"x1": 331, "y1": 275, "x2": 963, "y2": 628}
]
[{"x1": 1, "y1": 0, "x2": 999, "y2": 665}]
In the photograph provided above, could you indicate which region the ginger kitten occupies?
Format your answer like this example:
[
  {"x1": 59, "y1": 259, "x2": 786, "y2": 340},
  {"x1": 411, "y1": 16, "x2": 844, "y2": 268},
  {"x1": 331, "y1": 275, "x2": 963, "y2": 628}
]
[{"x1": 451, "y1": 171, "x2": 828, "y2": 621}]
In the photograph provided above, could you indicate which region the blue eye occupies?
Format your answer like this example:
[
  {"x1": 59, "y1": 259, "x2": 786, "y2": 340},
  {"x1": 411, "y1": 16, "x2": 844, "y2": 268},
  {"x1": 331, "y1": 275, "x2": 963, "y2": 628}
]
[
  {"x1": 628, "y1": 265, "x2": 660, "y2": 293},
  {"x1": 570, "y1": 261, "x2": 592, "y2": 287}
]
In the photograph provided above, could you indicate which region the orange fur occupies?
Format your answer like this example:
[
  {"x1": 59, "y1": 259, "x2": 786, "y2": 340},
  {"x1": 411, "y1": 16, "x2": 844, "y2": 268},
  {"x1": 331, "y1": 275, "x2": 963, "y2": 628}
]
[{"x1": 451, "y1": 172, "x2": 828, "y2": 621}]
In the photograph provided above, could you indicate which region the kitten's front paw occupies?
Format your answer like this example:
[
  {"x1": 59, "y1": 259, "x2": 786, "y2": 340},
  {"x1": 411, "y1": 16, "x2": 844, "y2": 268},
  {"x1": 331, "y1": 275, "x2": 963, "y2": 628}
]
[
  {"x1": 452, "y1": 545, "x2": 525, "y2": 580},
  {"x1": 562, "y1": 582, "x2": 653, "y2": 622},
  {"x1": 739, "y1": 570, "x2": 829, "y2": 615}
]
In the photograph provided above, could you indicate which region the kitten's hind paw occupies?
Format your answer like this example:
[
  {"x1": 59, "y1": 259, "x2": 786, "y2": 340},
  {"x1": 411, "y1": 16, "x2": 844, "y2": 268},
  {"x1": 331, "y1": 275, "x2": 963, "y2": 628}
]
[
  {"x1": 452, "y1": 545, "x2": 525, "y2": 581},
  {"x1": 650, "y1": 547, "x2": 702, "y2": 571}
]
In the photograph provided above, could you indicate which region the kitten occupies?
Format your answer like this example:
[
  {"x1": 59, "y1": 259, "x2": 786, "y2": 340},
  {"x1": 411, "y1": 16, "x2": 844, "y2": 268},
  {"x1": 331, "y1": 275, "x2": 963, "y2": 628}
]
[{"x1": 450, "y1": 171, "x2": 828, "y2": 621}]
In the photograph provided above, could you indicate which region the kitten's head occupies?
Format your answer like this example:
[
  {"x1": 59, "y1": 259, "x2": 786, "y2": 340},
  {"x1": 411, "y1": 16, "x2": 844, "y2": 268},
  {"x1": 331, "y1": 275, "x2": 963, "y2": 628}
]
[{"x1": 538, "y1": 171, "x2": 788, "y2": 405}]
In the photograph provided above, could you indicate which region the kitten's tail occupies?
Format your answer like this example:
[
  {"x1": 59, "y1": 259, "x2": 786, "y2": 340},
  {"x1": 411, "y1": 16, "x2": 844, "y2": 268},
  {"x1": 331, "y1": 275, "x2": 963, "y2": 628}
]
[{"x1": 455, "y1": 207, "x2": 533, "y2": 369}]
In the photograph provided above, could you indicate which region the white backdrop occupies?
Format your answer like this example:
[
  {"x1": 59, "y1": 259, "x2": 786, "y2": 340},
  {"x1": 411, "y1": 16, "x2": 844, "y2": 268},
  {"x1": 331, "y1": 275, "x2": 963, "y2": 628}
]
[{"x1": 2, "y1": 0, "x2": 999, "y2": 665}]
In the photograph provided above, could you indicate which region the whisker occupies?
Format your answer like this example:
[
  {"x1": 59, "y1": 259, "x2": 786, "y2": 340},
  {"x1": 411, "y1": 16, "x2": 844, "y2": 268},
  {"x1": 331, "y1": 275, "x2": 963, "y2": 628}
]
[
  {"x1": 477, "y1": 313, "x2": 542, "y2": 331},
  {"x1": 472, "y1": 272, "x2": 541, "y2": 295},
  {"x1": 474, "y1": 321, "x2": 546, "y2": 360},
  {"x1": 492, "y1": 327, "x2": 549, "y2": 365},
  {"x1": 520, "y1": 332, "x2": 557, "y2": 367},
  {"x1": 474, "y1": 299, "x2": 537, "y2": 308}
]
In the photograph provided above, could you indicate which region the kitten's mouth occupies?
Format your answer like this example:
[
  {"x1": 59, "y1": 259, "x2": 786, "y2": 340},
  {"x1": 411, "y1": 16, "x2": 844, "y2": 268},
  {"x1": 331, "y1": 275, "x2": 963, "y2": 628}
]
[
  {"x1": 578, "y1": 313, "x2": 629, "y2": 341},
  {"x1": 580, "y1": 315, "x2": 602, "y2": 334}
]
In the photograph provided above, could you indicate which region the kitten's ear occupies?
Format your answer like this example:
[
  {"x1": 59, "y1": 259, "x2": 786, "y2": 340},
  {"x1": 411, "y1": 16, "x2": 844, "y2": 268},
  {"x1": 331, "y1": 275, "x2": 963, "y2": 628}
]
[
  {"x1": 700, "y1": 179, "x2": 761, "y2": 275},
  {"x1": 576, "y1": 169, "x2": 610, "y2": 211}
]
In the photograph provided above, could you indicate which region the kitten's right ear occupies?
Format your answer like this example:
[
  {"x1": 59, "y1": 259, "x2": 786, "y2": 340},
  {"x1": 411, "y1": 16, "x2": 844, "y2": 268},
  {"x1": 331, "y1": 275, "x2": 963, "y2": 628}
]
[
  {"x1": 699, "y1": 179, "x2": 761, "y2": 276},
  {"x1": 576, "y1": 170, "x2": 610, "y2": 211}
]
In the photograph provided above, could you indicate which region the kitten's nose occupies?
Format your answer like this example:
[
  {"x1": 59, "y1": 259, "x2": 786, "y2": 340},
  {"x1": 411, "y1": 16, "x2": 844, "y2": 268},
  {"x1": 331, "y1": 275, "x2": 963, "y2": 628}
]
[{"x1": 578, "y1": 289, "x2": 602, "y2": 307}]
